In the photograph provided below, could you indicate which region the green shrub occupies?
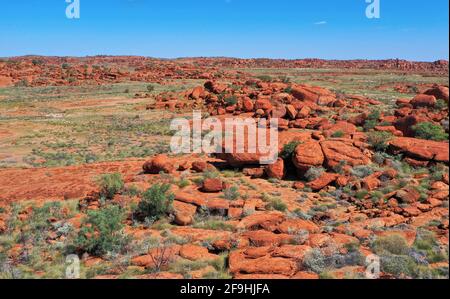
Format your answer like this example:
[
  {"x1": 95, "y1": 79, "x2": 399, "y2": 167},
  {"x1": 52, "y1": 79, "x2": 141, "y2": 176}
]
[
  {"x1": 98, "y1": 173, "x2": 124, "y2": 200},
  {"x1": 331, "y1": 131, "x2": 345, "y2": 138},
  {"x1": 146, "y1": 84, "x2": 155, "y2": 92},
  {"x1": 367, "y1": 131, "x2": 393, "y2": 152},
  {"x1": 223, "y1": 186, "x2": 240, "y2": 201},
  {"x1": 304, "y1": 167, "x2": 325, "y2": 182},
  {"x1": 435, "y1": 99, "x2": 448, "y2": 110},
  {"x1": 224, "y1": 96, "x2": 238, "y2": 106},
  {"x1": 266, "y1": 197, "x2": 287, "y2": 212},
  {"x1": 413, "y1": 122, "x2": 448, "y2": 141},
  {"x1": 372, "y1": 234, "x2": 410, "y2": 255},
  {"x1": 380, "y1": 254, "x2": 417, "y2": 277},
  {"x1": 280, "y1": 141, "x2": 302, "y2": 160},
  {"x1": 135, "y1": 183, "x2": 174, "y2": 221},
  {"x1": 75, "y1": 205, "x2": 129, "y2": 256},
  {"x1": 256, "y1": 75, "x2": 273, "y2": 82},
  {"x1": 364, "y1": 110, "x2": 381, "y2": 131}
]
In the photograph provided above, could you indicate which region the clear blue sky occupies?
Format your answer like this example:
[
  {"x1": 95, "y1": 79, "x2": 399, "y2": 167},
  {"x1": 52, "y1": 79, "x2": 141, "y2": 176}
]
[{"x1": 1, "y1": 0, "x2": 448, "y2": 61}]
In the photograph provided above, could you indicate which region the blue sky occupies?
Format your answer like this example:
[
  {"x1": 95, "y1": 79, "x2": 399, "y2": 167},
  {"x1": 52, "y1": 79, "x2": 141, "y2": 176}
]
[{"x1": 0, "y1": 0, "x2": 448, "y2": 61}]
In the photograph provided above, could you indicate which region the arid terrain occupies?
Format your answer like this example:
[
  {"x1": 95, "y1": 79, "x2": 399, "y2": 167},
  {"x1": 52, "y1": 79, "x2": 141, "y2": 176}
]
[{"x1": 0, "y1": 56, "x2": 448, "y2": 279}]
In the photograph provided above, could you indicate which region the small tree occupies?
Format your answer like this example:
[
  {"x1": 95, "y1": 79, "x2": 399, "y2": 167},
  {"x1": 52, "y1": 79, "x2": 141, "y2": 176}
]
[
  {"x1": 75, "y1": 205, "x2": 129, "y2": 256},
  {"x1": 135, "y1": 183, "x2": 174, "y2": 222},
  {"x1": 98, "y1": 173, "x2": 124, "y2": 200}
]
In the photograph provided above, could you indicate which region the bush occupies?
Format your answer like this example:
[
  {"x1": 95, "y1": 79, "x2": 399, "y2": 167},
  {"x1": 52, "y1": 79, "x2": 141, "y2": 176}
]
[
  {"x1": 135, "y1": 183, "x2": 174, "y2": 221},
  {"x1": 435, "y1": 99, "x2": 448, "y2": 110},
  {"x1": 146, "y1": 85, "x2": 155, "y2": 92},
  {"x1": 75, "y1": 205, "x2": 129, "y2": 256},
  {"x1": 98, "y1": 173, "x2": 124, "y2": 200},
  {"x1": 380, "y1": 254, "x2": 417, "y2": 277},
  {"x1": 256, "y1": 75, "x2": 273, "y2": 82},
  {"x1": 331, "y1": 131, "x2": 345, "y2": 138},
  {"x1": 280, "y1": 141, "x2": 302, "y2": 160},
  {"x1": 223, "y1": 186, "x2": 240, "y2": 201},
  {"x1": 266, "y1": 197, "x2": 287, "y2": 212},
  {"x1": 372, "y1": 234, "x2": 410, "y2": 255},
  {"x1": 224, "y1": 96, "x2": 238, "y2": 106},
  {"x1": 367, "y1": 131, "x2": 393, "y2": 152},
  {"x1": 413, "y1": 122, "x2": 448, "y2": 141},
  {"x1": 304, "y1": 167, "x2": 325, "y2": 182},
  {"x1": 351, "y1": 165, "x2": 374, "y2": 179},
  {"x1": 364, "y1": 110, "x2": 381, "y2": 131}
]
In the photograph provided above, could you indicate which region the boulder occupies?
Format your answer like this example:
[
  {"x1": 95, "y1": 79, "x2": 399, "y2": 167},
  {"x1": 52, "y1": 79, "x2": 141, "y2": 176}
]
[
  {"x1": 142, "y1": 154, "x2": 174, "y2": 174},
  {"x1": 265, "y1": 158, "x2": 285, "y2": 180},
  {"x1": 411, "y1": 94, "x2": 437, "y2": 108},
  {"x1": 202, "y1": 178, "x2": 224, "y2": 193},
  {"x1": 389, "y1": 137, "x2": 449, "y2": 163},
  {"x1": 292, "y1": 141, "x2": 324, "y2": 172},
  {"x1": 320, "y1": 140, "x2": 370, "y2": 169}
]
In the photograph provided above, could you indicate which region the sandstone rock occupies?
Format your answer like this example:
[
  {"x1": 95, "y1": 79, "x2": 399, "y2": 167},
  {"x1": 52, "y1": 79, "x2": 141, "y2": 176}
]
[
  {"x1": 320, "y1": 140, "x2": 370, "y2": 169},
  {"x1": 229, "y1": 250, "x2": 297, "y2": 276},
  {"x1": 265, "y1": 158, "x2": 285, "y2": 180},
  {"x1": 173, "y1": 200, "x2": 197, "y2": 226},
  {"x1": 389, "y1": 137, "x2": 449, "y2": 163},
  {"x1": 307, "y1": 172, "x2": 339, "y2": 191},
  {"x1": 277, "y1": 219, "x2": 320, "y2": 234},
  {"x1": 292, "y1": 141, "x2": 324, "y2": 172},
  {"x1": 179, "y1": 244, "x2": 218, "y2": 261},
  {"x1": 237, "y1": 211, "x2": 286, "y2": 231},
  {"x1": 202, "y1": 178, "x2": 224, "y2": 193},
  {"x1": 424, "y1": 85, "x2": 449, "y2": 102},
  {"x1": 411, "y1": 94, "x2": 437, "y2": 108},
  {"x1": 142, "y1": 154, "x2": 174, "y2": 174}
]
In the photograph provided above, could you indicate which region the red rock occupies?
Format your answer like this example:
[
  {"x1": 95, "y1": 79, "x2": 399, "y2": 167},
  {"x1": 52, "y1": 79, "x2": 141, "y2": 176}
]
[
  {"x1": 255, "y1": 99, "x2": 272, "y2": 110},
  {"x1": 175, "y1": 192, "x2": 207, "y2": 207},
  {"x1": 297, "y1": 106, "x2": 311, "y2": 118},
  {"x1": 411, "y1": 94, "x2": 437, "y2": 108},
  {"x1": 271, "y1": 245, "x2": 312, "y2": 261},
  {"x1": 131, "y1": 245, "x2": 180, "y2": 269},
  {"x1": 292, "y1": 272, "x2": 319, "y2": 279},
  {"x1": 229, "y1": 250, "x2": 297, "y2": 276},
  {"x1": 293, "y1": 181, "x2": 305, "y2": 190},
  {"x1": 142, "y1": 154, "x2": 174, "y2": 174},
  {"x1": 362, "y1": 172, "x2": 382, "y2": 191},
  {"x1": 243, "y1": 167, "x2": 265, "y2": 178},
  {"x1": 389, "y1": 137, "x2": 449, "y2": 163},
  {"x1": 291, "y1": 86, "x2": 319, "y2": 102},
  {"x1": 242, "y1": 230, "x2": 292, "y2": 246},
  {"x1": 292, "y1": 141, "x2": 324, "y2": 172},
  {"x1": 265, "y1": 158, "x2": 285, "y2": 180},
  {"x1": 394, "y1": 115, "x2": 423, "y2": 137},
  {"x1": 320, "y1": 140, "x2": 370, "y2": 169},
  {"x1": 271, "y1": 104, "x2": 287, "y2": 118},
  {"x1": 237, "y1": 211, "x2": 285, "y2": 231},
  {"x1": 324, "y1": 121, "x2": 357, "y2": 138},
  {"x1": 179, "y1": 244, "x2": 218, "y2": 261},
  {"x1": 395, "y1": 187, "x2": 421, "y2": 204},
  {"x1": 277, "y1": 219, "x2": 320, "y2": 234},
  {"x1": 204, "y1": 81, "x2": 227, "y2": 94},
  {"x1": 424, "y1": 85, "x2": 449, "y2": 102},
  {"x1": 285, "y1": 105, "x2": 297, "y2": 119},
  {"x1": 202, "y1": 178, "x2": 224, "y2": 193},
  {"x1": 307, "y1": 172, "x2": 339, "y2": 191},
  {"x1": 191, "y1": 161, "x2": 215, "y2": 172},
  {"x1": 173, "y1": 200, "x2": 197, "y2": 226},
  {"x1": 189, "y1": 86, "x2": 204, "y2": 99},
  {"x1": 242, "y1": 97, "x2": 254, "y2": 112}
]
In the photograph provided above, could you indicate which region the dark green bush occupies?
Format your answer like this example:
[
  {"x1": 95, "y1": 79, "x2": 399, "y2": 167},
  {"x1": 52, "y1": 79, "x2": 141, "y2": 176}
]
[
  {"x1": 135, "y1": 183, "x2": 174, "y2": 221},
  {"x1": 280, "y1": 141, "x2": 302, "y2": 160},
  {"x1": 413, "y1": 122, "x2": 448, "y2": 141},
  {"x1": 75, "y1": 205, "x2": 129, "y2": 256}
]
